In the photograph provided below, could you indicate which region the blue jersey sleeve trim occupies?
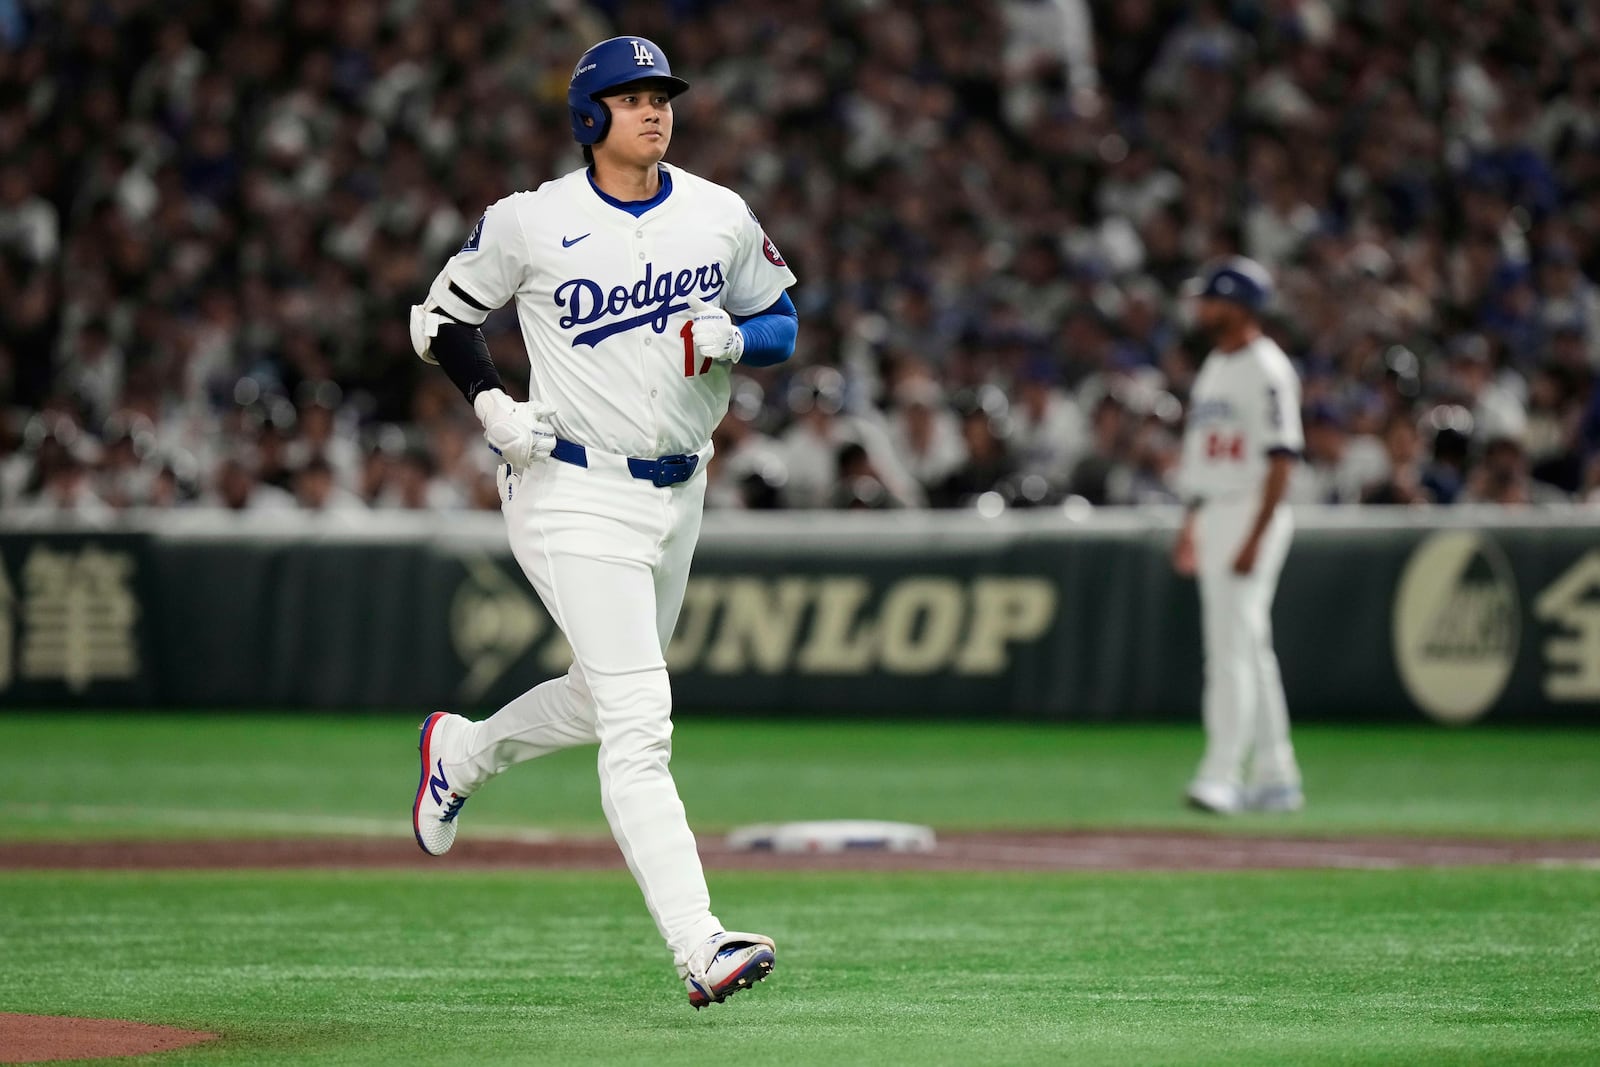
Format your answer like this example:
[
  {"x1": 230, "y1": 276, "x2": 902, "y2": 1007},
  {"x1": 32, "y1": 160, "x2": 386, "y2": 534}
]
[{"x1": 732, "y1": 292, "x2": 798, "y2": 368}]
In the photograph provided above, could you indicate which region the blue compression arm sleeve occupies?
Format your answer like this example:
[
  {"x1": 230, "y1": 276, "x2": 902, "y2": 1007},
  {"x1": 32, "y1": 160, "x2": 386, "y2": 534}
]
[{"x1": 733, "y1": 292, "x2": 798, "y2": 368}]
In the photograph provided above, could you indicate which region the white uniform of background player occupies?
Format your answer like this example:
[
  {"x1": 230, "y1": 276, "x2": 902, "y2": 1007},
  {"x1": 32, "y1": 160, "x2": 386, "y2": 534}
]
[
  {"x1": 407, "y1": 36, "x2": 797, "y2": 1009},
  {"x1": 1173, "y1": 258, "x2": 1304, "y2": 815}
]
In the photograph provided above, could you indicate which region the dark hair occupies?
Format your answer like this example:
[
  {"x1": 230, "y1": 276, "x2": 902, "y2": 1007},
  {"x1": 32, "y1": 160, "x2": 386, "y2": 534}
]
[
  {"x1": 401, "y1": 447, "x2": 435, "y2": 476},
  {"x1": 836, "y1": 442, "x2": 869, "y2": 476}
]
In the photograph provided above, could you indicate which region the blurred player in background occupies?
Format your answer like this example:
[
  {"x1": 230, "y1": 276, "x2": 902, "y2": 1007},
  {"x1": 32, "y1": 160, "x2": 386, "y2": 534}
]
[
  {"x1": 406, "y1": 36, "x2": 797, "y2": 1008},
  {"x1": 1172, "y1": 258, "x2": 1304, "y2": 815}
]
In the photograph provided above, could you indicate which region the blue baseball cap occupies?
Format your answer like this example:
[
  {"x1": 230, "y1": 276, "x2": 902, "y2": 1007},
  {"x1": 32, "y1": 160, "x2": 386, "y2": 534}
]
[{"x1": 1196, "y1": 256, "x2": 1274, "y2": 314}]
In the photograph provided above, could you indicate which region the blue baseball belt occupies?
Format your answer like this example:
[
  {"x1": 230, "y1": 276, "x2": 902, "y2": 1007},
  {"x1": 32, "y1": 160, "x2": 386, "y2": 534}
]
[{"x1": 549, "y1": 438, "x2": 701, "y2": 488}]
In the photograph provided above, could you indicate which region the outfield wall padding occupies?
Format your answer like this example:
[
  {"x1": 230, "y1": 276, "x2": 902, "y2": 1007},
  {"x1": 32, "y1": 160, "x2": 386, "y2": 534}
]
[{"x1": 2, "y1": 509, "x2": 1597, "y2": 724}]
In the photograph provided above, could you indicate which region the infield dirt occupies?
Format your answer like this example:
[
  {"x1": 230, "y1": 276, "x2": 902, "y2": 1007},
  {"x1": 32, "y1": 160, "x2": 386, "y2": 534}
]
[
  {"x1": 3, "y1": 829, "x2": 1597, "y2": 873},
  {"x1": 0, "y1": 1015, "x2": 216, "y2": 1064}
]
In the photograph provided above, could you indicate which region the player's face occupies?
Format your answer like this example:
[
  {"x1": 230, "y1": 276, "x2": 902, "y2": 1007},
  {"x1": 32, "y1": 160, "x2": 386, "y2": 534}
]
[
  {"x1": 596, "y1": 84, "x2": 674, "y2": 167},
  {"x1": 1194, "y1": 296, "x2": 1245, "y2": 338}
]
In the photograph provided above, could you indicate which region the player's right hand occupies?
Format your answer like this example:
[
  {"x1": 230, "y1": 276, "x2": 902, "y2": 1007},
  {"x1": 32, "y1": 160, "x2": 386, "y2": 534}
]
[
  {"x1": 1172, "y1": 529, "x2": 1197, "y2": 577},
  {"x1": 474, "y1": 388, "x2": 557, "y2": 470}
]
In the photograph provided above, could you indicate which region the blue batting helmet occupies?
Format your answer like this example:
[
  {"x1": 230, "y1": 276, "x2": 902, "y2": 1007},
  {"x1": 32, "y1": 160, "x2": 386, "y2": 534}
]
[
  {"x1": 1196, "y1": 256, "x2": 1274, "y2": 314},
  {"x1": 569, "y1": 36, "x2": 690, "y2": 146}
]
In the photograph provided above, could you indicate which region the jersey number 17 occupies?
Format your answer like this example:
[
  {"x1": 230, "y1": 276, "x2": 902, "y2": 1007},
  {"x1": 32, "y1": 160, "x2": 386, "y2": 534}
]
[{"x1": 680, "y1": 322, "x2": 711, "y2": 378}]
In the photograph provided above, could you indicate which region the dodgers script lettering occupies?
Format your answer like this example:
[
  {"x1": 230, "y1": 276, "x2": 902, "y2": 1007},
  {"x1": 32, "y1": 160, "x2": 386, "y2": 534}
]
[{"x1": 555, "y1": 261, "x2": 726, "y2": 347}]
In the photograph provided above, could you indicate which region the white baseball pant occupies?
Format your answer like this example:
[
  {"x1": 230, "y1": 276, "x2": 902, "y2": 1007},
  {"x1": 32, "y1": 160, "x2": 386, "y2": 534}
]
[
  {"x1": 448, "y1": 448, "x2": 722, "y2": 967},
  {"x1": 1193, "y1": 497, "x2": 1300, "y2": 790}
]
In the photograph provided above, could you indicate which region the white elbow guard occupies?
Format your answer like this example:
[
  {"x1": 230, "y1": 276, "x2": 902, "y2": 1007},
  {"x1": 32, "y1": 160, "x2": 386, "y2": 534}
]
[{"x1": 409, "y1": 304, "x2": 451, "y2": 365}]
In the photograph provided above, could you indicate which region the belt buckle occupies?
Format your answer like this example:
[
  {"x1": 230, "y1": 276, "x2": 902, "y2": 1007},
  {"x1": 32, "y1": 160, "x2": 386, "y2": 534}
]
[{"x1": 651, "y1": 454, "x2": 693, "y2": 488}]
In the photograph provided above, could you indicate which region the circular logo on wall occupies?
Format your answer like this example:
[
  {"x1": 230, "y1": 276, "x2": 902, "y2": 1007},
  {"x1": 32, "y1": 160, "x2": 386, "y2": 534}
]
[{"x1": 1391, "y1": 531, "x2": 1520, "y2": 725}]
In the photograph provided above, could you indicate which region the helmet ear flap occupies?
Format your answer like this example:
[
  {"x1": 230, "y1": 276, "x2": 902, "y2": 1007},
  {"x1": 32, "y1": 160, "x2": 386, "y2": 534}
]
[{"x1": 569, "y1": 97, "x2": 612, "y2": 146}]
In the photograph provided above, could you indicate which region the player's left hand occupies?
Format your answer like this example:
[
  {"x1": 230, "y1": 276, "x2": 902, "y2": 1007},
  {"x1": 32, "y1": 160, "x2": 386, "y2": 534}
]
[
  {"x1": 687, "y1": 298, "x2": 744, "y2": 364},
  {"x1": 1232, "y1": 538, "x2": 1259, "y2": 576}
]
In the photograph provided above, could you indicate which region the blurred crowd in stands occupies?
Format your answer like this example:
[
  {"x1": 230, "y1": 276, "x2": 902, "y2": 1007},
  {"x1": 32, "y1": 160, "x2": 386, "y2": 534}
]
[{"x1": 4, "y1": 0, "x2": 1600, "y2": 518}]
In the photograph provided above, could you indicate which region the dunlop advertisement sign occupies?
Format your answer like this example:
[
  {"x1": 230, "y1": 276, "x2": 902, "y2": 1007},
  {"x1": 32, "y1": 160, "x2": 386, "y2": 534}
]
[
  {"x1": 1, "y1": 517, "x2": 1597, "y2": 723},
  {"x1": 666, "y1": 576, "x2": 1056, "y2": 676}
]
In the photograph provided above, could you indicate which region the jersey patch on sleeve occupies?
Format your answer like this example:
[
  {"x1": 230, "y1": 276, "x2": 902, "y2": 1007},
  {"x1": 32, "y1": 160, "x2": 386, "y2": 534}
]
[
  {"x1": 763, "y1": 233, "x2": 786, "y2": 267},
  {"x1": 460, "y1": 215, "x2": 485, "y2": 254}
]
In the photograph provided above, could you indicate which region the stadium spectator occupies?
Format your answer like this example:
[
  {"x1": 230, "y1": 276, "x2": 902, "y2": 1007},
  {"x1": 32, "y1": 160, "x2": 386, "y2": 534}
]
[
  {"x1": 779, "y1": 367, "x2": 920, "y2": 509},
  {"x1": 932, "y1": 401, "x2": 1016, "y2": 508},
  {"x1": 207, "y1": 453, "x2": 294, "y2": 513},
  {"x1": 1011, "y1": 358, "x2": 1088, "y2": 490},
  {"x1": 887, "y1": 377, "x2": 967, "y2": 495},
  {"x1": 831, "y1": 442, "x2": 905, "y2": 510},
  {"x1": 1291, "y1": 403, "x2": 1387, "y2": 505},
  {"x1": 379, "y1": 446, "x2": 461, "y2": 512},
  {"x1": 1421, "y1": 418, "x2": 1474, "y2": 506},
  {"x1": 293, "y1": 455, "x2": 365, "y2": 514},
  {"x1": 1464, "y1": 436, "x2": 1567, "y2": 506},
  {"x1": 706, "y1": 381, "x2": 787, "y2": 510},
  {"x1": 1362, "y1": 415, "x2": 1431, "y2": 506},
  {"x1": 1066, "y1": 392, "x2": 1133, "y2": 506}
]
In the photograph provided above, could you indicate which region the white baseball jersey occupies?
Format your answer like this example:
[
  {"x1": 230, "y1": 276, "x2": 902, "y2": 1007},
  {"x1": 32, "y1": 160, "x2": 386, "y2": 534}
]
[
  {"x1": 1180, "y1": 335, "x2": 1304, "y2": 502},
  {"x1": 424, "y1": 162, "x2": 796, "y2": 457}
]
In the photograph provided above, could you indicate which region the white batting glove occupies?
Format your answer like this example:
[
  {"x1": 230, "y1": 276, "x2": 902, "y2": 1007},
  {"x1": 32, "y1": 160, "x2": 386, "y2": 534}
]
[
  {"x1": 688, "y1": 298, "x2": 745, "y2": 364},
  {"x1": 473, "y1": 388, "x2": 557, "y2": 470}
]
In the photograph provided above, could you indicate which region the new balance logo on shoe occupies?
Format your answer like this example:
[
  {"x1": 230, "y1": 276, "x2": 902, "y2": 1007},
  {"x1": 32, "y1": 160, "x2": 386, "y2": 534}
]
[{"x1": 429, "y1": 760, "x2": 450, "y2": 806}]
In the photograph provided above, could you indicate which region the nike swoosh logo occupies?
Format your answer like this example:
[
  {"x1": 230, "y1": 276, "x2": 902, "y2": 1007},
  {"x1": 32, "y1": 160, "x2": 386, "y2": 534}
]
[{"x1": 561, "y1": 233, "x2": 591, "y2": 248}]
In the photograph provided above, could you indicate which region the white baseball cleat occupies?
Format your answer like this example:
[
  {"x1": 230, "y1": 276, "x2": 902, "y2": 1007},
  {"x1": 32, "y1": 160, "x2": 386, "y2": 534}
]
[
  {"x1": 680, "y1": 931, "x2": 776, "y2": 1009},
  {"x1": 1247, "y1": 783, "x2": 1305, "y2": 813},
  {"x1": 1185, "y1": 779, "x2": 1245, "y2": 815},
  {"x1": 413, "y1": 712, "x2": 472, "y2": 856}
]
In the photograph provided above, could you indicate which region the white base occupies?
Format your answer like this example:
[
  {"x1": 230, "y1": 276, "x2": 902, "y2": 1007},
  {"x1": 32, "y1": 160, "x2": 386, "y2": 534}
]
[{"x1": 726, "y1": 820, "x2": 937, "y2": 853}]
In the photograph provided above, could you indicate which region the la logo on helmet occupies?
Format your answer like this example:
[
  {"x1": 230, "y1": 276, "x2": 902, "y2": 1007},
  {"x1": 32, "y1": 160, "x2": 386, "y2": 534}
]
[{"x1": 632, "y1": 41, "x2": 655, "y2": 66}]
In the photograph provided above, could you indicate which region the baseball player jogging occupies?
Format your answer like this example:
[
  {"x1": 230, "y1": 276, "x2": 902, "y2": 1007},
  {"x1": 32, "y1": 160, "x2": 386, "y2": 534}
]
[
  {"x1": 1172, "y1": 258, "x2": 1304, "y2": 816},
  {"x1": 407, "y1": 35, "x2": 798, "y2": 1008}
]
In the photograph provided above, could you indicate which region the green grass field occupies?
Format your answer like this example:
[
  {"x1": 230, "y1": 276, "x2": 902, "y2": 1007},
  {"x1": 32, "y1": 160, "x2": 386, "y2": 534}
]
[
  {"x1": 5, "y1": 715, "x2": 1600, "y2": 840},
  {"x1": 3, "y1": 715, "x2": 1599, "y2": 1065}
]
